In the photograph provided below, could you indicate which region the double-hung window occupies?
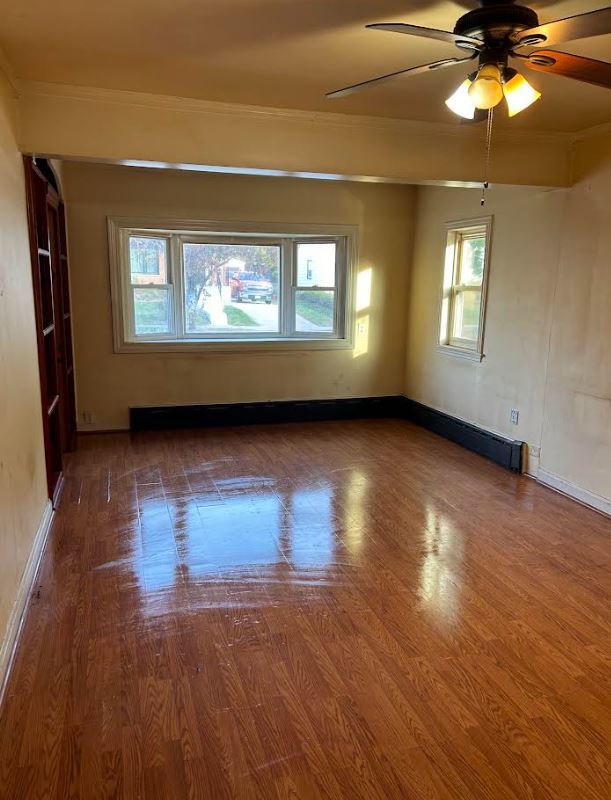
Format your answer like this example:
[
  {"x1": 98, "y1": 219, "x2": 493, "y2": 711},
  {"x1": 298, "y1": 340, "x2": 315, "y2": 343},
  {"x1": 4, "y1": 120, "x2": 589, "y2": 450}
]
[
  {"x1": 108, "y1": 219, "x2": 356, "y2": 352},
  {"x1": 439, "y1": 217, "x2": 492, "y2": 360},
  {"x1": 127, "y1": 236, "x2": 173, "y2": 337}
]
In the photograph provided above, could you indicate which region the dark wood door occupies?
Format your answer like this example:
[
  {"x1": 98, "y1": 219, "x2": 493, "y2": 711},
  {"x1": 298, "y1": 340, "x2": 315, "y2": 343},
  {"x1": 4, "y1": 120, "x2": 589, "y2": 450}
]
[{"x1": 24, "y1": 157, "x2": 76, "y2": 506}]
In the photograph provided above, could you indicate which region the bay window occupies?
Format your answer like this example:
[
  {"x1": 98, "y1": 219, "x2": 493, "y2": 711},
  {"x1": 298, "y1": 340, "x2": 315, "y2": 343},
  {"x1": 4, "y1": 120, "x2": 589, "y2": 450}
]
[{"x1": 108, "y1": 218, "x2": 356, "y2": 352}]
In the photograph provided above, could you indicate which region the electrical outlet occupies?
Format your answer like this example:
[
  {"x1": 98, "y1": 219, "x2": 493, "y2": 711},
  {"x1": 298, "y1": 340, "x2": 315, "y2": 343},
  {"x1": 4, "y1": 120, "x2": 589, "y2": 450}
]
[
  {"x1": 510, "y1": 408, "x2": 519, "y2": 425},
  {"x1": 81, "y1": 411, "x2": 96, "y2": 425},
  {"x1": 529, "y1": 445, "x2": 541, "y2": 458}
]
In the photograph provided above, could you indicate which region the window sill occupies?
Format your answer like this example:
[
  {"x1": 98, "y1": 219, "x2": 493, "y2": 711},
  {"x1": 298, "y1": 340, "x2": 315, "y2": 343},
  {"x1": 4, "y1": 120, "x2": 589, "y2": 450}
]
[
  {"x1": 436, "y1": 344, "x2": 484, "y2": 362},
  {"x1": 115, "y1": 337, "x2": 353, "y2": 354}
]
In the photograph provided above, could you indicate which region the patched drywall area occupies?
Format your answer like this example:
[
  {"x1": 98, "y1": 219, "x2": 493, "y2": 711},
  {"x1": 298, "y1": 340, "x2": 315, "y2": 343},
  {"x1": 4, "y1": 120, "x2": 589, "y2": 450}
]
[
  {"x1": 63, "y1": 162, "x2": 414, "y2": 430},
  {"x1": 0, "y1": 71, "x2": 48, "y2": 651}
]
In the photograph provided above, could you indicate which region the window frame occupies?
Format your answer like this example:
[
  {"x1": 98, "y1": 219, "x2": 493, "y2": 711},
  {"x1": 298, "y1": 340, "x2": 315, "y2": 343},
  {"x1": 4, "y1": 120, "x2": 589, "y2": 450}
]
[
  {"x1": 437, "y1": 216, "x2": 492, "y2": 362},
  {"x1": 108, "y1": 217, "x2": 357, "y2": 353},
  {"x1": 125, "y1": 234, "x2": 174, "y2": 341},
  {"x1": 177, "y1": 234, "x2": 285, "y2": 340},
  {"x1": 292, "y1": 238, "x2": 344, "y2": 337}
]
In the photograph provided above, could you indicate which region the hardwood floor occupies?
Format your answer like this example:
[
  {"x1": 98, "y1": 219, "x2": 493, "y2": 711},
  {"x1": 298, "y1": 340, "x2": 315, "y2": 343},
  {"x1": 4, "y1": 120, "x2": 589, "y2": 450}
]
[{"x1": 0, "y1": 419, "x2": 610, "y2": 799}]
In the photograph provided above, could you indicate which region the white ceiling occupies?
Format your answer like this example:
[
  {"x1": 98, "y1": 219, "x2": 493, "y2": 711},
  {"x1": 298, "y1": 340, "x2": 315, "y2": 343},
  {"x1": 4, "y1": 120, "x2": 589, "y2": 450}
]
[{"x1": 1, "y1": 1, "x2": 610, "y2": 132}]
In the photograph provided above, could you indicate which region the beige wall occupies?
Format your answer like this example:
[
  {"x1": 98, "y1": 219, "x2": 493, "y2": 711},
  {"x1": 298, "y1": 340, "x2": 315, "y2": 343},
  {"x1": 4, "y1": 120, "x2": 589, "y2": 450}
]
[
  {"x1": 405, "y1": 132, "x2": 611, "y2": 506},
  {"x1": 0, "y1": 72, "x2": 48, "y2": 657},
  {"x1": 63, "y1": 162, "x2": 414, "y2": 430},
  {"x1": 405, "y1": 183, "x2": 565, "y2": 456},
  {"x1": 19, "y1": 82, "x2": 572, "y2": 189},
  {"x1": 539, "y1": 134, "x2": 611, "y2": 503}
]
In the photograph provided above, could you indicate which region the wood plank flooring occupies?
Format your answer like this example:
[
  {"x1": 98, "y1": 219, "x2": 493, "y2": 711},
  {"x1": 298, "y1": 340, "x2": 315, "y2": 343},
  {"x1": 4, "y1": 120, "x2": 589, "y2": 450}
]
[{"x1": 0, "y1": 419, "x2": 610, "y2": 799}]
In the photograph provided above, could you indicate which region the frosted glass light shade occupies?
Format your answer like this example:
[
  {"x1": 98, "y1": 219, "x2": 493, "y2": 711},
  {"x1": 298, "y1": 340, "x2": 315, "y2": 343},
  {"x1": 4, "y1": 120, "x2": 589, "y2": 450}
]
[
  {"x1": 468, "y1": 64, "x2": 504, "y2": 110},
  {"x1": 503, "y1": 71, "x2": 541, "y2": 117},
  {"x1": 445, "y1": 78, "x2": 476, "y2": 119}
]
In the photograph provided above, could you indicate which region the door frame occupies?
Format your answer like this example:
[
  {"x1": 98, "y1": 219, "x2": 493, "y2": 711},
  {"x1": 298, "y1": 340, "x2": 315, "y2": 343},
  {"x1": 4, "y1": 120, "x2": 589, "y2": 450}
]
[{"x1": 23, "y1": 157, "x2": 76, "y2": 506}]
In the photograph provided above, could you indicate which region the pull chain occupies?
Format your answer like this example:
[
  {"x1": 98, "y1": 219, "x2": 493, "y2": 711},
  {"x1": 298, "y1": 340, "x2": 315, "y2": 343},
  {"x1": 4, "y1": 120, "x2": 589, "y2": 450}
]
[{"x1": 480, "y1": 107, "x2": 494, "y2": 207}]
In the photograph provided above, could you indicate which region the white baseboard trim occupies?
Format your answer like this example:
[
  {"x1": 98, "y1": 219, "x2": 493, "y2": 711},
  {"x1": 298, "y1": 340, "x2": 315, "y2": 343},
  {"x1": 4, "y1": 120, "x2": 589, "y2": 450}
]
[
  {"x1": 524, "y1": 453, "x2": 540, "y2": 479},
  {"x1": 0, "y1": 499, "x2": 54, "y2": 709},
  {"x1": 536, "y1": 468, "x2": 611, "y2": 518}
]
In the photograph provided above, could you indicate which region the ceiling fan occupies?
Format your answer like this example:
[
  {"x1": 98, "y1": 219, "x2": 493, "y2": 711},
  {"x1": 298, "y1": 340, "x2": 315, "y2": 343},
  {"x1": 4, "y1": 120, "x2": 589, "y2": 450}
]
[{"x1": 327, "y1": 1, "x2": 611, "y2": 119}]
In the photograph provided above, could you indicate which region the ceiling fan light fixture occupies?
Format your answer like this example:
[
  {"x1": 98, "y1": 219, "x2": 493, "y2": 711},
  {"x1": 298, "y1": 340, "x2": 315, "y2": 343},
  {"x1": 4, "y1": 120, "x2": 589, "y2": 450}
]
[
  {"x1": 329, "y1": 6, "x2": 611, "y2": 114},
  {"x1": 503, "y1": 69, "x2": 541, "y2": 117},
  {"x1": 468, "y1": 63, "x2": 504, "y2": 110},
  {"x1": 445, "y1": 78, "x2": 476, "y2": 119}
]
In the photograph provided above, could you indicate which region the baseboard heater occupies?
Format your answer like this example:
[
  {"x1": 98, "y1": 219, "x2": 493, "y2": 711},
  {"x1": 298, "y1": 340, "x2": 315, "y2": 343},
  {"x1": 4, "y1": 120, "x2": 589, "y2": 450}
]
[
  {"x1": 130, "y1": 395, "x2": 523, "y2": 472},
  {"x1": 398, "y1": 397, "x2": 523, "y2": 473},
  {"x1": 130, "y1": 396, "x2": 401, "y2": 432}
]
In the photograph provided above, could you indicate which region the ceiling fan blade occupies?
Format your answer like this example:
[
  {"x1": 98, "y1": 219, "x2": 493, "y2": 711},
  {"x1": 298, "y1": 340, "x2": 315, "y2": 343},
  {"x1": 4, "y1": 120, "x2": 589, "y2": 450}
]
[
  {"x1": 525, "y1": 50, "x2": 611, "y2": 90},
  {"x1": 514, "y1": 7, "x2": 611, "y2": 48},
  {"x1": 326, "y1": 55, "x2": 475, "y2": 99},
  {"x1": 366, "y1": 23, "x2": 482, "y2": 49}
]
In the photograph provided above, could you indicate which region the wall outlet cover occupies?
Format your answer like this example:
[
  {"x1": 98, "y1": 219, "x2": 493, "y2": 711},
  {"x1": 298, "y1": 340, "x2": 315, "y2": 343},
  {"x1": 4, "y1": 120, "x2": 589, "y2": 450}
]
[{"x1": 510, "y1": 408, "x2": 519, "y2": 425}]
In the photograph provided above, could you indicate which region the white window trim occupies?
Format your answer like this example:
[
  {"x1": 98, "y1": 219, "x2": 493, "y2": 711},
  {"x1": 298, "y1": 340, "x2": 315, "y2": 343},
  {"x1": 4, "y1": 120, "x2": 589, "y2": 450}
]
[
  {"x1": 108, "y1": 216, "x2": 357, "y2": 353},
  {"x1": 437, "y1": 215, "x2": 492, "y2": 362}
]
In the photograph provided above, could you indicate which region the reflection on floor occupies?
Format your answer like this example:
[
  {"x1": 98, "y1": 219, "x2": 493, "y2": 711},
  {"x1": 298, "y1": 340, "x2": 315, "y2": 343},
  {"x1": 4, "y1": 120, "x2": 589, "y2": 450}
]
[{"x1": 1, "y1": 419, "x2": 610, "y2": 799}]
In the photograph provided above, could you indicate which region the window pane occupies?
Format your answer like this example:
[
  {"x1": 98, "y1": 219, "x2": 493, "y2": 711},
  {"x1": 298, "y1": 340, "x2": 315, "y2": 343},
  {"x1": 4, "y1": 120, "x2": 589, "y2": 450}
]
[
  {"x1": 296, "y1": 242, "x2": 336, "y2": 288},
  {"x1": 295, "y1": 290, "x2": 335, "y2": 333},
  {"x1": 183, "y1": 243, "x2": 280, "y2": 334},
  {"x1": 129, "y1": 237, "x2": 168, "y2": 283},
  {"x1": 133, "y1": 287, "x2": 172, "y2": 335},
  {"x1": 459, "y1": 236, "x2": 485, "y2": 286},
  {"x1": 452, "y1": 289, "x2": 481, "y2": 342}
]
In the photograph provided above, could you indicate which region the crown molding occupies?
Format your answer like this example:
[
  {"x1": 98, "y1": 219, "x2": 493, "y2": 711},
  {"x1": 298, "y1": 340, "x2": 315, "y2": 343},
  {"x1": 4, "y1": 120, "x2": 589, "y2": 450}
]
[{"x1": 18, "y1": 79, "x2": 573, "y2": 146}]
